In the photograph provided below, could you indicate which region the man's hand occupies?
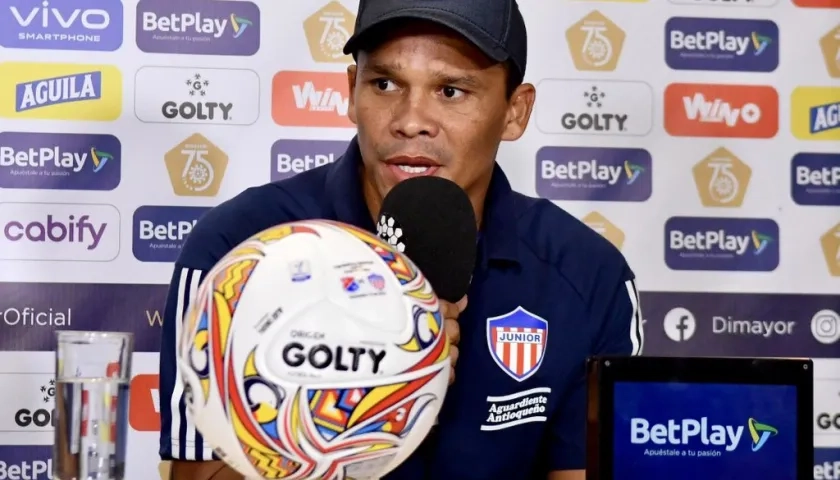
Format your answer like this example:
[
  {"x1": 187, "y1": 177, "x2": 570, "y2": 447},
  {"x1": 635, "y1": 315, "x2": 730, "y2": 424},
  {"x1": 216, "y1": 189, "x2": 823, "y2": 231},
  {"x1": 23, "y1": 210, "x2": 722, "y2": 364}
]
[{"x1": 439, "y1": 296, "x2": 467, "y2": 384}]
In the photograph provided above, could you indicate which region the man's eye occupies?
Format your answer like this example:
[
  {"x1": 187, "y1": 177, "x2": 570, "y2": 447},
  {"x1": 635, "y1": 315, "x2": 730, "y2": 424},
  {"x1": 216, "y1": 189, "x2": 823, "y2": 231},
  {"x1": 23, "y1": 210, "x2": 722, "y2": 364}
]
[
  {"x1": 375, "y1": 79, "x2": 396, "y2": 91},
  {"x1": 441, "y1": 86, "x2": 465, "y2": 99}
]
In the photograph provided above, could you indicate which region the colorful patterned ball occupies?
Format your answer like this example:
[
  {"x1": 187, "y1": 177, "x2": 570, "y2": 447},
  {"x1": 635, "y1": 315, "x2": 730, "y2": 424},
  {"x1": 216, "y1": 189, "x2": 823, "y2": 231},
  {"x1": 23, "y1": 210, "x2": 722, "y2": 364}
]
[{"x1": 177, "y1": 220, "x2": 451, "y2": 480}]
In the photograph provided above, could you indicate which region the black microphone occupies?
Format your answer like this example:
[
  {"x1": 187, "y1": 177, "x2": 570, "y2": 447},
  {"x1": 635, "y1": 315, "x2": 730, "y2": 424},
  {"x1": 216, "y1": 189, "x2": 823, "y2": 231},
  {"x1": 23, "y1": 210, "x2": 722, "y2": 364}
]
[{"x1": 376, "y1": 176, "x2": 477, "y2": 303}]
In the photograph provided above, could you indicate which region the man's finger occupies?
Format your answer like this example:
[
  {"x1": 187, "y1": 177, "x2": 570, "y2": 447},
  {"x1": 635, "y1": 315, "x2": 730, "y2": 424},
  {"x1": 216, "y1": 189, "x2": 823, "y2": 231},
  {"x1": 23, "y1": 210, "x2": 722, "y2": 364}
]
[
  {"x1": 455, "y1": 295, "x2": 468, "y2": 313},
  {"x1": 444, "y1": 318, "x2": 460, "y2": 345},
  {"x1": 440, "y1": 301, "x2": 459, "y2": 320},
  {"x1": 448, "y1": 345, "x2": 459, "y2": 385}
]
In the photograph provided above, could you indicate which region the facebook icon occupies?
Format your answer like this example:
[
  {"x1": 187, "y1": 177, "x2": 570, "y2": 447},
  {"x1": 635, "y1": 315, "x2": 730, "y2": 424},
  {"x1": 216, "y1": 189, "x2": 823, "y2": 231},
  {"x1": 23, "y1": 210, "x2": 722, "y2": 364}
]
[{"x1": 663, "y1": 307, "x2": 696, "y2": 342}]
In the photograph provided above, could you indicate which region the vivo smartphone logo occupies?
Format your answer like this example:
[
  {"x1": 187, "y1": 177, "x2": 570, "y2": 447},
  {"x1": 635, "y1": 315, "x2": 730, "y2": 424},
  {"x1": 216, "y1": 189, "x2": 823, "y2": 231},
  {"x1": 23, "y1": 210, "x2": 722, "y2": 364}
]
[
  {"x1": 1, "y1": 0, "x2": 124, "y2": 51},
  {"x1": 0, "y1": 202, "x2": 120, "y2": 261},
  {"x1": 631, "y1": 418, "x2": 744, "y2": 452}
]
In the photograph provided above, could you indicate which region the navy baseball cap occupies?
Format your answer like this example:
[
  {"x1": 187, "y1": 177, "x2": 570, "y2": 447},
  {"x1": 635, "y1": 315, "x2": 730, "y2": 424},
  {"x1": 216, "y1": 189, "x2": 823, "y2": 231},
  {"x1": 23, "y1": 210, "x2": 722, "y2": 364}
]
[{"x1": 343, "y1": 0, "x2": 528, "y2": 81}]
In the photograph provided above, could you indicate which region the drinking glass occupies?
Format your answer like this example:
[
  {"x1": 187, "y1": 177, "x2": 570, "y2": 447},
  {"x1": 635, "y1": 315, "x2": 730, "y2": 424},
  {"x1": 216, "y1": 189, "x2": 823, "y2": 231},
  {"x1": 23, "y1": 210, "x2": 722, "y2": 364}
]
[{"x1": 53, "y1": 331, "x2": 133, "y2": 480}]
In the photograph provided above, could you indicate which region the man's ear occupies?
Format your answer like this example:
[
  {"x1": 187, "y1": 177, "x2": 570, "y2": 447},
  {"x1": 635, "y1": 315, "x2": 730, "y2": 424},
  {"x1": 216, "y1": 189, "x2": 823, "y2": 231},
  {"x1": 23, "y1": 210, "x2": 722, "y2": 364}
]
[
  {"x1": 347, "y1": 64, "x2": 358, "y2": 125},
  {"x1": 501, "y1": 83, "x2": 536, "y2": 141}
]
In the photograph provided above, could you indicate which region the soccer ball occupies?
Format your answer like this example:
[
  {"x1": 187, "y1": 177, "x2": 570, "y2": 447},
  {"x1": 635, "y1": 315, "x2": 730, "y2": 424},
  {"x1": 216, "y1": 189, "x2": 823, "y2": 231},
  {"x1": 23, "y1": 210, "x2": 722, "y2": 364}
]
[{"x1": 177, "y1": 220, "x2": 450, "y2": 480}]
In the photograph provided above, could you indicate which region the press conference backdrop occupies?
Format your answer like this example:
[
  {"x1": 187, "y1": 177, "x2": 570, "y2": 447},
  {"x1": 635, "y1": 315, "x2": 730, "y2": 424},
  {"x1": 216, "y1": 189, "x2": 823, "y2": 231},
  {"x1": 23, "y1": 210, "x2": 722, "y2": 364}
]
[{"x1": 0, "y1": 0, "x2": 838, "y2": 478}]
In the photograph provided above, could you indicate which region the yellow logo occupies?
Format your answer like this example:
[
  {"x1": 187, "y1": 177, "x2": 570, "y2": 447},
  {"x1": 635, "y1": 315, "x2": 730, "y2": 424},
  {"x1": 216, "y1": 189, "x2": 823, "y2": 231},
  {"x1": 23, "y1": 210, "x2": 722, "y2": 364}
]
[
  {"x1": 582, "y1": 211, "x2": 625, "y2": 250},
  {"x1": 164, "y1": 133, "x2": 228, "y2": 197},
  {"x1": 0, "y1": 62, "x2": 121, "y2": 121},
  {"x1": 565, "y1": 11, "x2": 626, "y2": 72},
  {"x1": 303, "y1": 1, "x2": 356, "y2": 64},
  {"x1": 820, "y1": 24, "x2": 840, "y2": 78},
  {"x1": 791, "y1": 87, "x2": 840, "y2": 141},
  {"x1": 820, "y1": 222, "x2": 840, "y2": 277},
  {"x1": 692, "y1": 147, "x2": 752, "y2": 208}
]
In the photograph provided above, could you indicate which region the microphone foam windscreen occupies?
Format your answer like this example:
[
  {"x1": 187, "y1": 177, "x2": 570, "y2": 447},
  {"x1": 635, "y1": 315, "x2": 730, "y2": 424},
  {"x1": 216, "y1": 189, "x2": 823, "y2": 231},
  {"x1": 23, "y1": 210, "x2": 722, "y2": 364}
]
[{"x1": 376, "y1": 176, "x2": 477, "y2": 303}]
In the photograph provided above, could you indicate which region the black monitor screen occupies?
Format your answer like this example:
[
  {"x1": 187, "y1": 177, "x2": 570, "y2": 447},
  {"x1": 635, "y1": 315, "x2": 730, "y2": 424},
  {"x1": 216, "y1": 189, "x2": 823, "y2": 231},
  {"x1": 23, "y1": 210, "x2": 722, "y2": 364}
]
[{"x1": 612, "y1": 381, "x2": 798, "y2": 479}]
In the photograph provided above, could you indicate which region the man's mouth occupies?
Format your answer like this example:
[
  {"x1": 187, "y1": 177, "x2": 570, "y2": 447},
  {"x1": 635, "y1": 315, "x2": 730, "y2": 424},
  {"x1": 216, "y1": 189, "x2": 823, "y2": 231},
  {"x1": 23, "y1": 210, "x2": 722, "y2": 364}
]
[{"x1": 385, "y1": 156, "x2": 441, "y2": 179}]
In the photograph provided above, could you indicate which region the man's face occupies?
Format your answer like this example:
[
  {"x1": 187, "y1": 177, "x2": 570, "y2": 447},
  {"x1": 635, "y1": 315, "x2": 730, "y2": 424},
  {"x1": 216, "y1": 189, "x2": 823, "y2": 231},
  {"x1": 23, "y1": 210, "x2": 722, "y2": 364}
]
[{"x1": 347, "y1": 21, "x2": 534, "y2": 205}]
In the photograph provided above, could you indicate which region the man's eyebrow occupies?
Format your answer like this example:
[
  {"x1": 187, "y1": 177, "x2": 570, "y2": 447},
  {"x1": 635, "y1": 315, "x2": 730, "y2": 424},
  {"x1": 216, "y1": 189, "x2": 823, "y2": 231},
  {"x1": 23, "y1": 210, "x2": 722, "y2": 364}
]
[{"x1": 361, "y1": 62, "x2": 483, "y2": 88}]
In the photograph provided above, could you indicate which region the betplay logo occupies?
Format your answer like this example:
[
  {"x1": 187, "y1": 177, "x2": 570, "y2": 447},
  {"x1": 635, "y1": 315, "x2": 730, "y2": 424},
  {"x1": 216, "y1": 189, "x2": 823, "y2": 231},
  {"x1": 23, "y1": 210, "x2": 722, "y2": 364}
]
[
  {"x1": 0, "y1": 202, "x2": 120, "y2": 261},
  {"x1": 135, "y1": 67, "x2": 260, "y2": 125},
  {"x1": 535, "y1": 80, "x2": 653, "y2": 136},
  {"x1": 0, "y1": 62, "x2": 122, "y2": 121},
  {"x1": 692, "y1": 147, "x2": 752, "y2": 207},
  {"x1": 0, "y1": 446, "x2": 52, "y2": 480},
  {"x1": 535, "y1": 146, "x2": 652, "y2": 201},
  {"x1": 136, "y1": 0, "x2": 260, "y2": 56},
  {"x1": 664, "y1": 83, "x2": 778, "y2": 138},
  {"x1": 0, "y1": 0, "x2": 123, "y2": 51},
  {"x1": 565, "y1": 11, "x2": 626, "y2": 72},
  {"x1": 303, "y1": 1, "x2": 355, "y2": 64},
  {"x1": 271, "y1": 139, "x2": 348, "y2": 181},
  {"x1": 631, "y1": 417, "x2": 778, "y2": 452},
  {"x1": 665, "y1": 17, "x2": 779, "y2": 72},
  {"x1": 665, "y1": 216, "x2": 779, "y2": 271},
  {"x1": 0, "y1": 131, "x2": 121, "y2": 190},
  {"x1": 132, "y1": 206, "x2": 210, "y2": 262},
  {"x1": 791, "y1": 153, "x2": 840, "y2": 206},
  {"x1": 271, "y1": 71, "x2": 352, "y2": 128}
]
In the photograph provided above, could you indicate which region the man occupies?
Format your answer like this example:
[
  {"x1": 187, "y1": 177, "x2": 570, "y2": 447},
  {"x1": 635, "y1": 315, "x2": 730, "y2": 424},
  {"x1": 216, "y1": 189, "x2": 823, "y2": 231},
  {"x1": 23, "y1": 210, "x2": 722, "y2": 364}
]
[{"x1": 159, "y1": 0, "x2": 644, "y2": 479}]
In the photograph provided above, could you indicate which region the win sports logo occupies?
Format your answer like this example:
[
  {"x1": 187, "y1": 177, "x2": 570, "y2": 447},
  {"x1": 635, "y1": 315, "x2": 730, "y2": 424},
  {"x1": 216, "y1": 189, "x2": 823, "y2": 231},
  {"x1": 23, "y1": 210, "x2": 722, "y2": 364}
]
[
  {"x1": 665, "y1": 216, "x2": 779, "y2": 271},
  {"x1": 535, "y1": 146, "x2": 652, "y2": 201},
  {"x1": 271, "y1": 71, "x2": 352, "y2": 128},
  {"x1": 665, "y1": 17, "x2": 779, "y2": 72},
  {"x1": 665, "y1": 83, "x2": 778, "y2": 138}
]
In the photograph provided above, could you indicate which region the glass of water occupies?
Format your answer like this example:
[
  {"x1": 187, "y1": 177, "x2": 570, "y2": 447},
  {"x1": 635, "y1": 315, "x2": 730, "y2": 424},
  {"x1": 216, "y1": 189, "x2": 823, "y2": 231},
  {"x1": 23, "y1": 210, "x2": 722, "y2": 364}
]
[{"x1": 54, "y1": 331, "x2": 133, "y2": 480}]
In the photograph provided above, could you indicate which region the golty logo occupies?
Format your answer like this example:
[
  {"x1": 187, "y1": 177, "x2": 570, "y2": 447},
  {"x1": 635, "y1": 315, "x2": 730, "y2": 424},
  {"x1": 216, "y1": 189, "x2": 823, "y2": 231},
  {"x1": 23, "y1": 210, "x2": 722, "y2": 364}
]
[
  {"x1": 133, "y1": 206, "x2": 210, "y2": 263},
  {"x1": 820, "y1": 24, "x2": 840, "y2": 78},
  {"x1": 790, "y1": 153, "x2": 840, "y2": 206},
  {"x1": 790, "y1": 87, "x2": 840, "y2": 141},
  {"x1": 164, "y1": 133, "x2": 228, "y2": 197},
  {"x1": 693, "y1": 147, "x2": 752, "y2": 207},
  {"x1": 134, "y1": 67, "x2": 260, "y2": 125},
  {"x1": 811, "y1": 309, "x2": 840, "y2": 344},
  {"x1": 0, "y1": 132, "x2": 121, "y2": 191},
  {"x1": 271, "y1": 71, "x2": 353, "y2": 128},
  {"x1": 0, "y1": 62, "x2": 122, "y2": 121},
  {"x1": 663, "y1": 307, "x2": 696, "y2": 342},
  {"x1": 303, "y1": 1, "x2": 355, "y2": 64},
  {"x1": 0, "y1": 202, "x2": 120, "y2": 261},
  {"x1": 534, "y1": 80, "x2": 653, "y2": 136},
  {"x1": 664, "y1": 83, "x2": 778, "y2": 138},
  {"x1": 630, "y1": 416, "x2": 777, "y2": 452},
  {"x1": 665, "y1": 17, "x2": 779, "y2": 72},
  {"x1": 0, "y1": 0, "x2": 124, "y2": 51},
  {"x1": 535, "y1": 146, "x2": 652, "y2": 202},
  {"x1": 664, "y1": 216, "x2": 779, "y2": 271},
  {"x1": 565, "y1": 11, "x2": 626, "y2": 72},
  {"x1": 821, "y1": 222, "x2": 840, "y2": 277},
  {"x1": 581, "y1": 211, "x2": 625, "y2": 250},
  {"x1": 271, "y1": 139, "x2": 349, "y2": 182},
  {"x1": 135, "y1": 0, "x2": 260, "y2": 56}
]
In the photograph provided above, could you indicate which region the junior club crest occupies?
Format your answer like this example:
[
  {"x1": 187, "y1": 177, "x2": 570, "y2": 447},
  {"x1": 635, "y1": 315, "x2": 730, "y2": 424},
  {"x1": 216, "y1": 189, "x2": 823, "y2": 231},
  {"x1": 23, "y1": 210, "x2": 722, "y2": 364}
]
[{"x1": 486, "y1": 306, "x2": 548, "y2": 382}]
